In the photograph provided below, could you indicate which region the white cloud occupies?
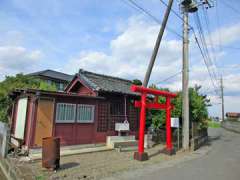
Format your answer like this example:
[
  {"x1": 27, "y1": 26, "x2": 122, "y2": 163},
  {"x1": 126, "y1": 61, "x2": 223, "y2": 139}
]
[
  {"x1": 65, "y1": 51, "x2": 114, "y2": 75},
  {"x1": 65, "y1": 15, "x2": 182, "y2": 82},
  {"x1": 223, "y1": 73, "x2": 240, "y2": 96},
  {"x1": 64, "y1": 15, "x2": 240, "y2": 117},
  {"x1": 211, "y1": 23, "x2": 240, "y2": 45},
  {"x1": 0, "y1": 45, "x2": 44, "y2": 77}
]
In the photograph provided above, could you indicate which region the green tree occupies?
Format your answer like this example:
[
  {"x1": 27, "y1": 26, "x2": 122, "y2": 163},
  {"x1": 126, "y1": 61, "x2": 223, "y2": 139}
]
[
  {"x1": 148, "y1": 84, "x2": 169, "y2": 129},
  {"x1": 0, "y1": 74, "x2": 56, "y2": 122},
  {"x1": 132, "y1": 79, "x2": 142, "y2": 86},
  {"x1": 189, "y1": 85, "x2": 210, "y2": 129},
  {"x1": 149, "y1": 84, "x2": 210, "y2": 130}
]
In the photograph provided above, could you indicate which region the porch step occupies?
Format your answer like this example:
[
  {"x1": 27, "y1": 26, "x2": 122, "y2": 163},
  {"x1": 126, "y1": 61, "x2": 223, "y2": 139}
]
[
  {"x1": 29, "y1": 145, "x2": 113, "y2": 161},
  {"x1": 112, "y1": 140, "x2": 138, "y2": 148},
  {"x1": 106, "y1": 136, "x2": 138, "y2": 149}
]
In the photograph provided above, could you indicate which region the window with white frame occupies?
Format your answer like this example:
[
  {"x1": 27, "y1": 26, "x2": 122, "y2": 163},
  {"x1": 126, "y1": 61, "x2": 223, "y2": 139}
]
[
  {"x1": 56, "y1": 103, "x2": 76, "y2": 123},
  {"x1": 76, "y1": 104, "x2": 95, "y2": 123}
]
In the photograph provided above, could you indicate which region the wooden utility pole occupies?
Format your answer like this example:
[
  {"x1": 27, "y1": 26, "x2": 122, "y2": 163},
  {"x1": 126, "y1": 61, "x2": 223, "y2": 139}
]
[
  {"x1": 221, "y1": 76, "x2": 225, "y2": 121},
  {"x1": 182, "y1": 10, "x2": 189, "y2": 150},
  {"x1": 133, "y1": 0, "x2": 174, "y2": 161},
  {"x1": 143, "y1": 0, "x2": 174, "y2": 87},
  {"x1": 181, "y1": 0, "x2": 198, "y2": 150}
]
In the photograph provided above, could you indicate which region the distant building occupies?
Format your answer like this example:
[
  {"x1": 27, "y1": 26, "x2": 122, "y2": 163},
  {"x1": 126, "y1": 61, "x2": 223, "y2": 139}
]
[
  {"x1": 28, "y1": 69, "x2": 74, "y2": 91},
  {"x1": 226, "y1": 112, "x2": 240, "y2": 120}
]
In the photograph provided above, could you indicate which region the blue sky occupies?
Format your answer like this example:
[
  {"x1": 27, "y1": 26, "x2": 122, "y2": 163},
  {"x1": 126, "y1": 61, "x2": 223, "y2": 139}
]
[{"x1": 0, "y1": 0, "x2": 240, "y2": 117}]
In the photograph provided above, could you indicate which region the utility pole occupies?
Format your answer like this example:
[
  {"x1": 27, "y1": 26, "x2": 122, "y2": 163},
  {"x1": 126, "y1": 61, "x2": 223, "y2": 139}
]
[
  {"x1": 133, "y1": 0, "x2": 174, "y2": 161},
  {"x1": 181, "y1": 0, "x2": 198, "y2": 150},
  {"x1": 221, "y1": 76, "x2": 225, "y2": 121},
  {"x1": 143, "y1": 0, "x2": 174, "y2": 87},
  {"x1": 182, "y1": 10, "x2": 189, "y2": 150}
]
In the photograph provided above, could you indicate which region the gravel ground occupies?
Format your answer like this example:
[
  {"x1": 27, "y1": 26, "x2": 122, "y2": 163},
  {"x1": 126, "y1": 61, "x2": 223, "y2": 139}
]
[
  {"x1": 20, "y1": 144, "x2": 191, "y2": 180},
  {"x1": 0, "y1": 168, "x2": 7, "y2": 180}
]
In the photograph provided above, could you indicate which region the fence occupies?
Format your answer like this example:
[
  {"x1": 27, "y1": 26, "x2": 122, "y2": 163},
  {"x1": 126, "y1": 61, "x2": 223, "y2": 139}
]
[
  {"x1": 151, "y1": 122, "x2": 208, "y2": 151},
  {"x1": 190, "y1": 122, "x2": 208, "y2": 151},
  {"x1": 0, "y1": 122, "x2": 10, "y2": 158}
]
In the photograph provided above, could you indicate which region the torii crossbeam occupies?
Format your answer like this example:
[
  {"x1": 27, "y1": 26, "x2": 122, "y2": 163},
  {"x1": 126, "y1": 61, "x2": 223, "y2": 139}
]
[{"x1": 131, "y1": 85, "x2": 177, "y2": 161}]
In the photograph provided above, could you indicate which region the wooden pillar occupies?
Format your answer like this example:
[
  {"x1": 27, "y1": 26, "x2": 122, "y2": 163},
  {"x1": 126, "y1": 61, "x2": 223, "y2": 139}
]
[
  {"x1": 161, "y1": 97, "x2": 175, "y2": 155},
  {"x1": 134, "y1": 93, "x2": 148, "y2": 161},
  {"x1": 166, "y1": 97, "x2": 172, "y2": 150},
  {"x1": 124, "y1": 95, "x2": 128, "y2": 122}
]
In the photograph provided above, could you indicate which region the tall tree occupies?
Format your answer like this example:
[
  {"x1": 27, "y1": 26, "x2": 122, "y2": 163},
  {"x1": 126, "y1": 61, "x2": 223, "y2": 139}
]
[
  {"x1": 132, "y1": 79, "x2": 142, "y2": 86},
  {"x1": 149, "y1": 84, "x2": 210, "y2": 129},
  {"x1": 0, "y1": 74, "x2": 56, "y2": 122}
]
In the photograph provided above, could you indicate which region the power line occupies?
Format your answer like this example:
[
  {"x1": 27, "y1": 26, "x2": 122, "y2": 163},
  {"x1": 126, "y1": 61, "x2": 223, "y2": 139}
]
[
  {"x1": 155, "y1": 70, "x2": 182, "y2": 84},
  {"x1": 201, "y1": 89, "x2": 221, "y2": 95},
  {"x1": 121, "y1": 0, "x2": 144, "y2": 13},
  {"x1": 201, "y1": 6, "x2": 219, "y2": 70},
  {"x1": 219, "y1": 0, "x2": 240, "y2": 16},
  {"x1": 194, "y1": 36, "x2": 220, "y2": 95},
  {"x1": 193, "y1": 11, "x2": 220, "y2": 90},
  {"x1": 205, "y1": 43, "x2": 240, "y2": 50},
  {"x1": 218, "y1": 64, "x2": 240, "y2": 69},
  {"x1": 159, "y1": 0, "x2": 196, "y2": 30},
  {"x1": 215, "y1": 0, "x2": 223, "y2": 54},
  {"x1": 121, "y1": 0, "x2": 183, "y2": 38},
  {"x1": 122, "y1": 0, "x2": 220, "y2": 95},
  {"x1": 159, "y1": 0, "x2": 183, "y2": 21}
]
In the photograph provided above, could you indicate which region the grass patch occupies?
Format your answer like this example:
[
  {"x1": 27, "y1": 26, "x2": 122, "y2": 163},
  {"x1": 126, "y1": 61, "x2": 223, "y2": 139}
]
[
  {"x1": 35, "y1": 175, "x2": 46, "y2": 180},
  {"x1": 208, "y1": 121, "x2": 221, "y2": 128}
]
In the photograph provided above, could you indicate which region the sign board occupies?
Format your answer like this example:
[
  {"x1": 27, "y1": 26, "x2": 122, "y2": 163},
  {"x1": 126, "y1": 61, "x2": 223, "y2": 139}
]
[
  {"x1": 171, "y1": 118, "x2": 179, "y2": 128},
  {"x1": 115, "y1": 122, "x2": 130, "y2": 131}
]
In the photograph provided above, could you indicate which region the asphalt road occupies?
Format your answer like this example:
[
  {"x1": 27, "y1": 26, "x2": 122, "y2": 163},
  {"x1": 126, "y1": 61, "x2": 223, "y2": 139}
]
[{"x1": 107, "y1": 128, "x2": 240, "y2": 180}]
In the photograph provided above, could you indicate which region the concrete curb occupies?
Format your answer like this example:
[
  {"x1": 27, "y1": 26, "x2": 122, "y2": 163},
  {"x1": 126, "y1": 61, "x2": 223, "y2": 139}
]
[
  {"x1": 29, "y1": 146, "x2": 113, "y2": 161},
  {"x1": 221, "y1": 125, "x2": 240, "y2": 134}
]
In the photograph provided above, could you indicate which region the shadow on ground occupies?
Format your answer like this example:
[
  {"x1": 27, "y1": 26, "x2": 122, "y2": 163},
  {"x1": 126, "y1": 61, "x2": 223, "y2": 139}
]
[
  {"x1": 205, "y1": 134, "x2": 222, "y2": 146},
  {"x1": 59, "y1": 162, "x2": 79, "y2": 170}
]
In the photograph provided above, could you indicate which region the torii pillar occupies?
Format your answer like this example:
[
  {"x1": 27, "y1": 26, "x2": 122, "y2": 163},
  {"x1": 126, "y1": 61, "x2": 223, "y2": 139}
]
[{"x1": 131, "y1": 85, "x2": 177, "y2": 161}]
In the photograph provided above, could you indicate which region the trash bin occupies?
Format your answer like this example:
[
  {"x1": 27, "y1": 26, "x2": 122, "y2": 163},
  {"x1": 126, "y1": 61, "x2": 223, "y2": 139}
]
[{"x1": 42, "y1": 137, "x2": 60, "y2": 170}]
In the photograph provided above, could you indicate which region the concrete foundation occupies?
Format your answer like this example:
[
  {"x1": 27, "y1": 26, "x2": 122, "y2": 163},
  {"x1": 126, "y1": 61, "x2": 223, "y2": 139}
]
[
  {"x1": 159, "y1": 148, "x2": 176, "y2": 156},
  {"x1": 133, "y1": 152, "x2": 149, "y2": 161},
  {"x1": 106, "y1": 136, "x2": 137, "y2": 149}
]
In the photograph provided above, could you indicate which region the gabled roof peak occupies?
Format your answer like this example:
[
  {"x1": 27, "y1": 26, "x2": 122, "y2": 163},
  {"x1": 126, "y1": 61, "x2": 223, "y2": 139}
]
[
  {"x1": 78, "y1": 69, "x2": 132, "y2": 83},
  {"x1": 72, "y1": 69, "x2": 138, "y2": 96}
]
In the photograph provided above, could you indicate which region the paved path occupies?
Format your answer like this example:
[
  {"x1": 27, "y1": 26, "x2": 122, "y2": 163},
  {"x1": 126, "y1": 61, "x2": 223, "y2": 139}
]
[{"x1": 105, "y1": 128, "x2": 240, "y2": 180}]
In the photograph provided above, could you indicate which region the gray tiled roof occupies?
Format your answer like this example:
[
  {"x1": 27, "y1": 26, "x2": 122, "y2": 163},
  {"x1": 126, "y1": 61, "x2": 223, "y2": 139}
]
[
  {"x1": 78, "y1": 69, "x2": 138, "y2": 96},
  {"x1": 28, "y1": 69, "x2": 74, "y2": 82}
]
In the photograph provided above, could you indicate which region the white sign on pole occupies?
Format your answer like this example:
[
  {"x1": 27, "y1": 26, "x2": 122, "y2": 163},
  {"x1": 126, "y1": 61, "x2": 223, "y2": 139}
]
[{"x1": 171, "y1": 118, "x2": 179, "y2": 128}]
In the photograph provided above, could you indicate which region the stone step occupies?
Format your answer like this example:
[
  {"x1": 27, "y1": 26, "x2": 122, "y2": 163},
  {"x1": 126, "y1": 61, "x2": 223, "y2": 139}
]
[{"x1": 113, "y1": 140, "x2": 138, "y2": 148}]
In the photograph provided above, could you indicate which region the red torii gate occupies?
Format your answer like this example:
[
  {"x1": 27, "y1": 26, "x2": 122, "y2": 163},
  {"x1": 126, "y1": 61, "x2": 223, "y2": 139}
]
[{"x1": 131, "y1": 85, "x2": 177, "y2": 161}]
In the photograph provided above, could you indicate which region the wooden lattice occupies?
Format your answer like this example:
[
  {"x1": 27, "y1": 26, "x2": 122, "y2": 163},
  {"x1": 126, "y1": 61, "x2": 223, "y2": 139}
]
[{"x1": 97, "y1": 103, "x2": 109, "y2": 132}]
